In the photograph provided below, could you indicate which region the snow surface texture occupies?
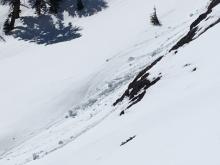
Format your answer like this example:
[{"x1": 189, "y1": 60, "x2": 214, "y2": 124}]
[{"x1": 0, "y1": 0, "x2": 220, "y2": 165}]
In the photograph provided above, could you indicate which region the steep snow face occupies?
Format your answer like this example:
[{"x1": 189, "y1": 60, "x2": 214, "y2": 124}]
[
  {"x1": 0, "y1": 0, "x2": 195, "y2": 154},
  {"x1": 0, "y1": 0, "x2": 220, "y2": 165},
  {"x1": 71, "y1": 22, "x2": 220, "y2": 165}
]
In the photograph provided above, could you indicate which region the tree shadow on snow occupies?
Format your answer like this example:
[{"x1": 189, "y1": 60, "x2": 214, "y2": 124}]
[
  {"x1": 58, "y1": 0, "x2": 108, "y2": 19},
  {"x1": 5, "y1": 0, "x2": 108, "y2": 45},
  {"x1": 13, "y1": 15, "x2": 81, "y2": 45},
  {"x1": 26, "y1": 0, "x2": 108, "y2": 20}
]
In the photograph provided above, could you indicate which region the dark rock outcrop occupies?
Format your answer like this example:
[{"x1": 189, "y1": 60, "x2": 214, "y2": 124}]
[
  {"x1": 113, "y1": 56, "x2": 163, "y2": 115},
  {"x1": 170, "y1": 0, "x2": 220, "y2": 52}
]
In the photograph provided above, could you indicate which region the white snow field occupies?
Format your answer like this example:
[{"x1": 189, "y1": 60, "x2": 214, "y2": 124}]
[{"x1": 0, "y1": 0, "x2": 220, "y2": 164}]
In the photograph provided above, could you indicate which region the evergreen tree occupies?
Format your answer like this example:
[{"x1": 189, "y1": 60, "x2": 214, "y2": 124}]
[
  {"x1": 3, "y1": 0, "x2": 21, "y2": 34},
  {"x1": 34, "y1": 0, "x2": 46, "y2": 15},
  {"x1": 77, "y1": 0, "x2": 84, "y2": 11},
  {"x1": 49, "y1": 0, "x2": 61, "y2": 14},
  {"x1": 150, "y1": 7, "x2": 161, "y2": 26},
  {"x1": 3, "y1": 18, "x2": 12, "y2": 34},
  {"x1": 10, "y1": 0, "x2": 21, "y2": 19}
]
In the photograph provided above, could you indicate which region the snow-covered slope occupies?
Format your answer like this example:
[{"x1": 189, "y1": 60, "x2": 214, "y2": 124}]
[{"x1": 0, "y1": 0, "x2": 220, "y2": 165}]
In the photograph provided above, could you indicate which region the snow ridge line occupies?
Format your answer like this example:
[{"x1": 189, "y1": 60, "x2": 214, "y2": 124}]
[
  {"x1": 113, "y1": 0, "x2": 220, "y2": 115},
  {"x1": 170, "y1": 0, "x2": 220, "y2": 52}
]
